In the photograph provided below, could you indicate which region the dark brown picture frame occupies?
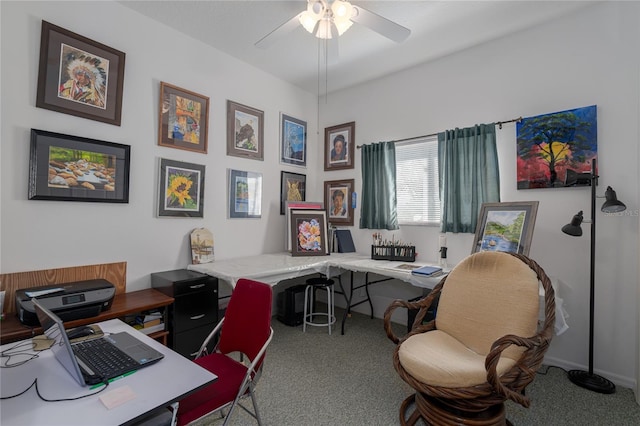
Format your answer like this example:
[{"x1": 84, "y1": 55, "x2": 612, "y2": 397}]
[
  {"x1": 36, "y1": 21, "x2": 126, "y2": 126},
  {"x1": 324, "y1": 179, "x2": 355, "y2": 226},
  {"x1": 280, "y1": 171, "x2": 307, "y2": 215},
  {"x1": 158, "y1": 158, "x2": 205, "y2": 218},
  {"x1": 158, "y1": 82, "x2": 210, "y2": 154},
  {"x1": 28, "y1": 129, "x2": 130, "y2": 203},
  {"x1": 290, "y1": 210, "x2": 329, "y2": 257},
  {"x1": 324, "y1": 121, "x2": 355, "y2": 171},
  {"x1": 227, "y1": 100, "x2": 264, "y2": 160}
]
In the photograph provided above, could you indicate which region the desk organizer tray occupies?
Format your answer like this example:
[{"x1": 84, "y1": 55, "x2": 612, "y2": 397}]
[{"x1": 371, "y1": 245, "x2": 416, "y2": 262}]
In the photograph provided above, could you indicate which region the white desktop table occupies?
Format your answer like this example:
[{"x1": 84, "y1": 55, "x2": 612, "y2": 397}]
[
  {"x1": 0, "y1": 319, "x2": 217, "y2": 426},
  {"x1": 189, "y1": 252, "x2": 446, "y2": 334},
  {"x1": 189, "y1": 252, "x2": 568, "y2": 336}
]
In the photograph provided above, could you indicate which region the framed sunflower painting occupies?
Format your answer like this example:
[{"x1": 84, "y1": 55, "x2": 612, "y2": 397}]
[{"x1": 158, "y1": 158, "x2": 205, "y2": 217}]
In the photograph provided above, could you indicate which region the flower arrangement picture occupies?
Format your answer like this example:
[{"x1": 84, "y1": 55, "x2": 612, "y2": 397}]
[{"x1": 158, "y1": 158, "x2": 205, "y2": 217}]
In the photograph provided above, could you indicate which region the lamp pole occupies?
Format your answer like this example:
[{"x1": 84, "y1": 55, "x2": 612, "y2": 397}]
[{"x1": 567, "y1": 158, "x2": 616, "y2": 394}]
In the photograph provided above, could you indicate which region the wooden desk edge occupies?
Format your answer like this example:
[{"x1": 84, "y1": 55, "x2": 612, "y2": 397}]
[{"x1": 0, "y1": 288, "x2": 174, "y2": 345}]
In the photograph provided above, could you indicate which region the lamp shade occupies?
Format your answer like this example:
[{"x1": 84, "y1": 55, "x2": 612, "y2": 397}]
[
  {"x1": 562, "y1": 210, "x2": 584, "y2": 236},
  {"x1": 601, "y1": 186, "x2": 626, "y2": 213}
]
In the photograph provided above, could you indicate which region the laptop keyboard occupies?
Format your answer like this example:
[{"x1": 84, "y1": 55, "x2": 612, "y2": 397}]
[{"x1": 73, "y1": 337, "x2": 139, "y2": 380}]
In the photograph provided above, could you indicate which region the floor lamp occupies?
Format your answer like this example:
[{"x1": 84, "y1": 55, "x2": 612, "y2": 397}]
[{"x1": 561, "y1": 158, "x2": 626, "y2": 394}]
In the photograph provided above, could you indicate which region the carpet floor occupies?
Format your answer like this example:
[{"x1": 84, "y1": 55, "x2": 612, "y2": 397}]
[{"x1": 192, "y1": 308, "x2": 640, "y2": 425}]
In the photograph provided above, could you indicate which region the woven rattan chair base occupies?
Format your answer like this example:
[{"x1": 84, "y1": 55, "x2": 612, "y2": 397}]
[{"x1": 399, "y1": 393, "x2": 513, "y2": 426}]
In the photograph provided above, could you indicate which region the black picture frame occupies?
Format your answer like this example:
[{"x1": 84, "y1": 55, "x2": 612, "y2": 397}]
[
  {"x1": 36, "y1": 21, "x2": 126, "y2": 126},
  {"x1": 28, "y1": 129, "x2": 130, "y2": 203},
  {"x1": 471, "y1": 201, "x2": 539, "y2": 256},
  {"x1": 280, "y1": 171, "x2": 306, "y2": 215},
  {"x1": 280, "y1": 113, "x2": 307, "y2": 167},
  {"x1": 158, "y1": 158, "x2": 205, "y2": 218}
]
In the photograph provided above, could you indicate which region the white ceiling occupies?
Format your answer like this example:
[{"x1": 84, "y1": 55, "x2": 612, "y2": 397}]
[{"x1": 119, "y1": 0, "x2": 594, "y2": 95}]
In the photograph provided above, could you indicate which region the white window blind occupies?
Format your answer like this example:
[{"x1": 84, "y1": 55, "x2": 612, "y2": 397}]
[{"x1": 396, "y1": 136, "x2": 440, "y2": 225}]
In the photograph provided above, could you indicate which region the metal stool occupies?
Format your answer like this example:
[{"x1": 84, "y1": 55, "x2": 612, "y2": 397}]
[{"x1": 303, "y1": 277, "x2": 336, "y2": 335}]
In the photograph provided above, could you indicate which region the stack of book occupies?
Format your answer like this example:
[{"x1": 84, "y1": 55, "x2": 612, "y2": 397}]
[
  {"x1": 410, "y1": 265, "x2": 443, "y2": 277},
  {"x1": 134, "y1": 311, "x2": 164, "y2": 335}
]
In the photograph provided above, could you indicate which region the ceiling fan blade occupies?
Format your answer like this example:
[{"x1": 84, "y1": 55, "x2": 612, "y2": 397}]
[
  {"x1": 350, "y1": 5, "x2": 411, "y2": 43},
  {"x1": 255, "y1": 13, "x2": 302, "y2": 49}
]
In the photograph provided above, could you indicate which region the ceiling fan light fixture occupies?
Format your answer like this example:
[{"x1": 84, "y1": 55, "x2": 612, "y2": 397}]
[
  {"x1": 299, "y1": 11, "x2": 319, "y2": 33},
  {"x1": 331, "y1": 0, "x2": 354, "y2": 20},
  {"x1": 334, "y1": 18, "x2": 353, "y2": 36},
  {"x1": 308, "y1": 0, "x2": 326, "y2": 17}
]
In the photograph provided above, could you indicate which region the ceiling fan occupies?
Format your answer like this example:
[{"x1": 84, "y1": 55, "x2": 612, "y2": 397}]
[{"x1": 255, "y1": 0, "x2": 411, "y2": 49}]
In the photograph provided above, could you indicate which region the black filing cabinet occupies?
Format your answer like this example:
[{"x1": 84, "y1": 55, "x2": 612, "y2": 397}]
[{"x1": 151, "y1": 269, "x2": 218, "y2": 359}]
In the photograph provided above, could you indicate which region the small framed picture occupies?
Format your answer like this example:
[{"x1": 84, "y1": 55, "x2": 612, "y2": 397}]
[
  {"x1": 285, "y1": 201, "x2": 324, "y2": 252},
  {"x1": 28, "y1": 129, "x2": 130, "y2": 203},
  {"x1": 227, "y1": 100, "x2": 264, "y2": 160},
  {"x1": 324, "y1": 121, "x2": 355, "y2": 171},
  {"x1": 158, "y1": 82, "x2": 210, "y2": 154},
  {"x1": 471, "y1": 201, "x2": 539, "y2": 256},
  {"x1": 158, "y1": 158, "x2": 205, "y2": 217},
  {"x1": 280, "y1": 113, "x2": 307, "y2": 167},
  {"x1": 280, "y1": 171, "x2": 306, "y2": 215},
  {"x1": 190, "y1": 228, "x2": 214, "y2": 265},
  {"x1": 36, "y1": 21, "x2": 125, "y2": 126},
  {"x1": 290, "y1": 210, "x2": 329, "y2": 257},
  {"x1": 324, "y1": 179, "x2": 355, "y2": 226},
  {"x1": 228, "y1": 169, "x2": 263, "y2": 218}
]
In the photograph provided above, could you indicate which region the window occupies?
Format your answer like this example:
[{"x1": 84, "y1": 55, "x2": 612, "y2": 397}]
[{"x1": 396, "y1": 136, "x2": 440, "y2": 225}]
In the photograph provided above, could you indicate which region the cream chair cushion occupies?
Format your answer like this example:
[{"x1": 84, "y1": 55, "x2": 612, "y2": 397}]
[{"x1": 398, "y1": 251, "x2": 540, "y2": 387}]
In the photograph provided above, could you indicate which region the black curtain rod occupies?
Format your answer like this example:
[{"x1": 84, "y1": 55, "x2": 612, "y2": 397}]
[{"x1": 356, "y1": 116, "x2": 523, "y2": 149}]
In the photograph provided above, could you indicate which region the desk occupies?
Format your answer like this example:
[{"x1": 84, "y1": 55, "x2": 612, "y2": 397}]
[
  {"x1": 0, "y1": 289, "x2": 174, "y2": 346},
  {"x1": 0, "y1": 319, "x2": 216, "y2": 426},
  {"x1": 189, "y1": 252, "x2": 569, "y2": 336},
  {"x1": 188, "y1": 253, "x2": 445, "y2": 334}
]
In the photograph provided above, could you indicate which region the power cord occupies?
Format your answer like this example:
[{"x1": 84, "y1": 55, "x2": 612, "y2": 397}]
[
  {"x1": 537, "y1": 364, "x2": 568, "y2": 375},
  {"x1": 1, "y1": 340, "x2": 43, "y2": 368},
  {"x1": 1, "y1": 377, "x2": 109, "y2": 401}
]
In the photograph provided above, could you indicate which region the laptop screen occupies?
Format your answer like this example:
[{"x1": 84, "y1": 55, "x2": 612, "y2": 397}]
[{"x1": 33, "y1": 298, "x2": 87, "y2": 386}]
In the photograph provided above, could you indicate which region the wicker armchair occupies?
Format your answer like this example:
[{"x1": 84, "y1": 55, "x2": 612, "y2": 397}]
[{"x1": 384, "y1": 251, "x2": 555, "y2": 426}]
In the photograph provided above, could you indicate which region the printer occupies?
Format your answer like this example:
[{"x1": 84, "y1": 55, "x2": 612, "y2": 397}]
[{"x1": 15, "y1": 279, "x2": 115, "y2": 326}]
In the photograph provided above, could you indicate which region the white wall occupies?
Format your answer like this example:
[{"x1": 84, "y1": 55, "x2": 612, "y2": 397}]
[
  {"x1": 0, "y1": 1, "x2": 318, "y2": 291},
  {"x1": 319, "y1": 2, "x2": 640, "y2": 390}
]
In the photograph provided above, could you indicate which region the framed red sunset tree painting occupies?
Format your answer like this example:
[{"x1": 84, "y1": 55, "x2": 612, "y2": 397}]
[{"x1": 516, "y1": 105, "x2": 597, "y2": 189}]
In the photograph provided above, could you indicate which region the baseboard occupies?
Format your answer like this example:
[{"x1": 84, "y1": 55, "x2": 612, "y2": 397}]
[{"x1": 543, "y1": 355, "x2": 637, "y2": 391}]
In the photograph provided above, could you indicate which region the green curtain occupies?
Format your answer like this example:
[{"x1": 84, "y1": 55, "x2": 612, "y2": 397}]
[
  {"x1": 438, "y1": 124, "x2": 500, "y2": 233},
  {"x1": 360, "y1": 141, "x2": 399, "y2": 230}
]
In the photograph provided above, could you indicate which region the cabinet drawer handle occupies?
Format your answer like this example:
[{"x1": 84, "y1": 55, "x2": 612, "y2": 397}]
[
  {"x1": 190, "y1": 314, "x2": 205, "y2": 320},
  {"x1": 189, "y1": 284, "x2": 206, "y2": 289}
]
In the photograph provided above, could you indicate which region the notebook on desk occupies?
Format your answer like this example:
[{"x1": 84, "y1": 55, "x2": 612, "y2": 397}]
[
  {"x1": 411, "y1": 265, "x2": 443, "y2": 277},
  {"x1": 33, "y1": 298, "x2": 164, "y2": 387}
]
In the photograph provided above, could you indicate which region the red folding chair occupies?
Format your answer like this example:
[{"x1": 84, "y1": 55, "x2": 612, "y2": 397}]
[{"x1": 176, "y1": 278, "x2": 273, "y2": 426}]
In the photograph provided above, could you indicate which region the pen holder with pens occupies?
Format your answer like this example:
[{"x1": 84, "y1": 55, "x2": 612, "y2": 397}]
[{"x1": 371, "y1": 245, "x2": 416, "y2": 262}]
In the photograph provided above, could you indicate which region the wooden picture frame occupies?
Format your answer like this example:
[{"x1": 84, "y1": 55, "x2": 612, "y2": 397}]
[
  {"x1": 280, "y1": 113, "x2": 307, "y2": 167},
  {"x1": 158, "y1": 82, "x2": 210, "y2": 154},
  {"x1": 228, "y1": 169, "x2": 263, "y2": 218},
  {"x1": 36, "y1": 21, "x2": 125, "y2": 126},
  {"x1": 285, "y1": 201, "x2": 324, "y2": 252},
  {"x1": 471, "y1": 201, "x2": 539, "y2": 256},
  {"x1": 324, "y1": 179, "x2": 355, "y2": 226},
  {"x1": 324, "y1": 121, "x2": 355, "y2": 171},
  {"x1": 280, "y1": 171, "x2": 306, "y2": 215},
  {"x1": 227, "y1": 100, "x2": 264, "y2": 160},
  {"x1": 290, "y1": 210, "x2": 329, "y2": 257},
  {"x1": 158, "y1": 158, "x2": 205, "y2": 217},
  {"x1": 28, "y1": 129, "x2": 130, "y2": 203}
]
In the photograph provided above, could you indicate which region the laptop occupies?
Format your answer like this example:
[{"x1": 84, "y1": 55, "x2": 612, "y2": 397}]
[{"x1": 33, "y1": 298, "x2": 164, "y2": 387}]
